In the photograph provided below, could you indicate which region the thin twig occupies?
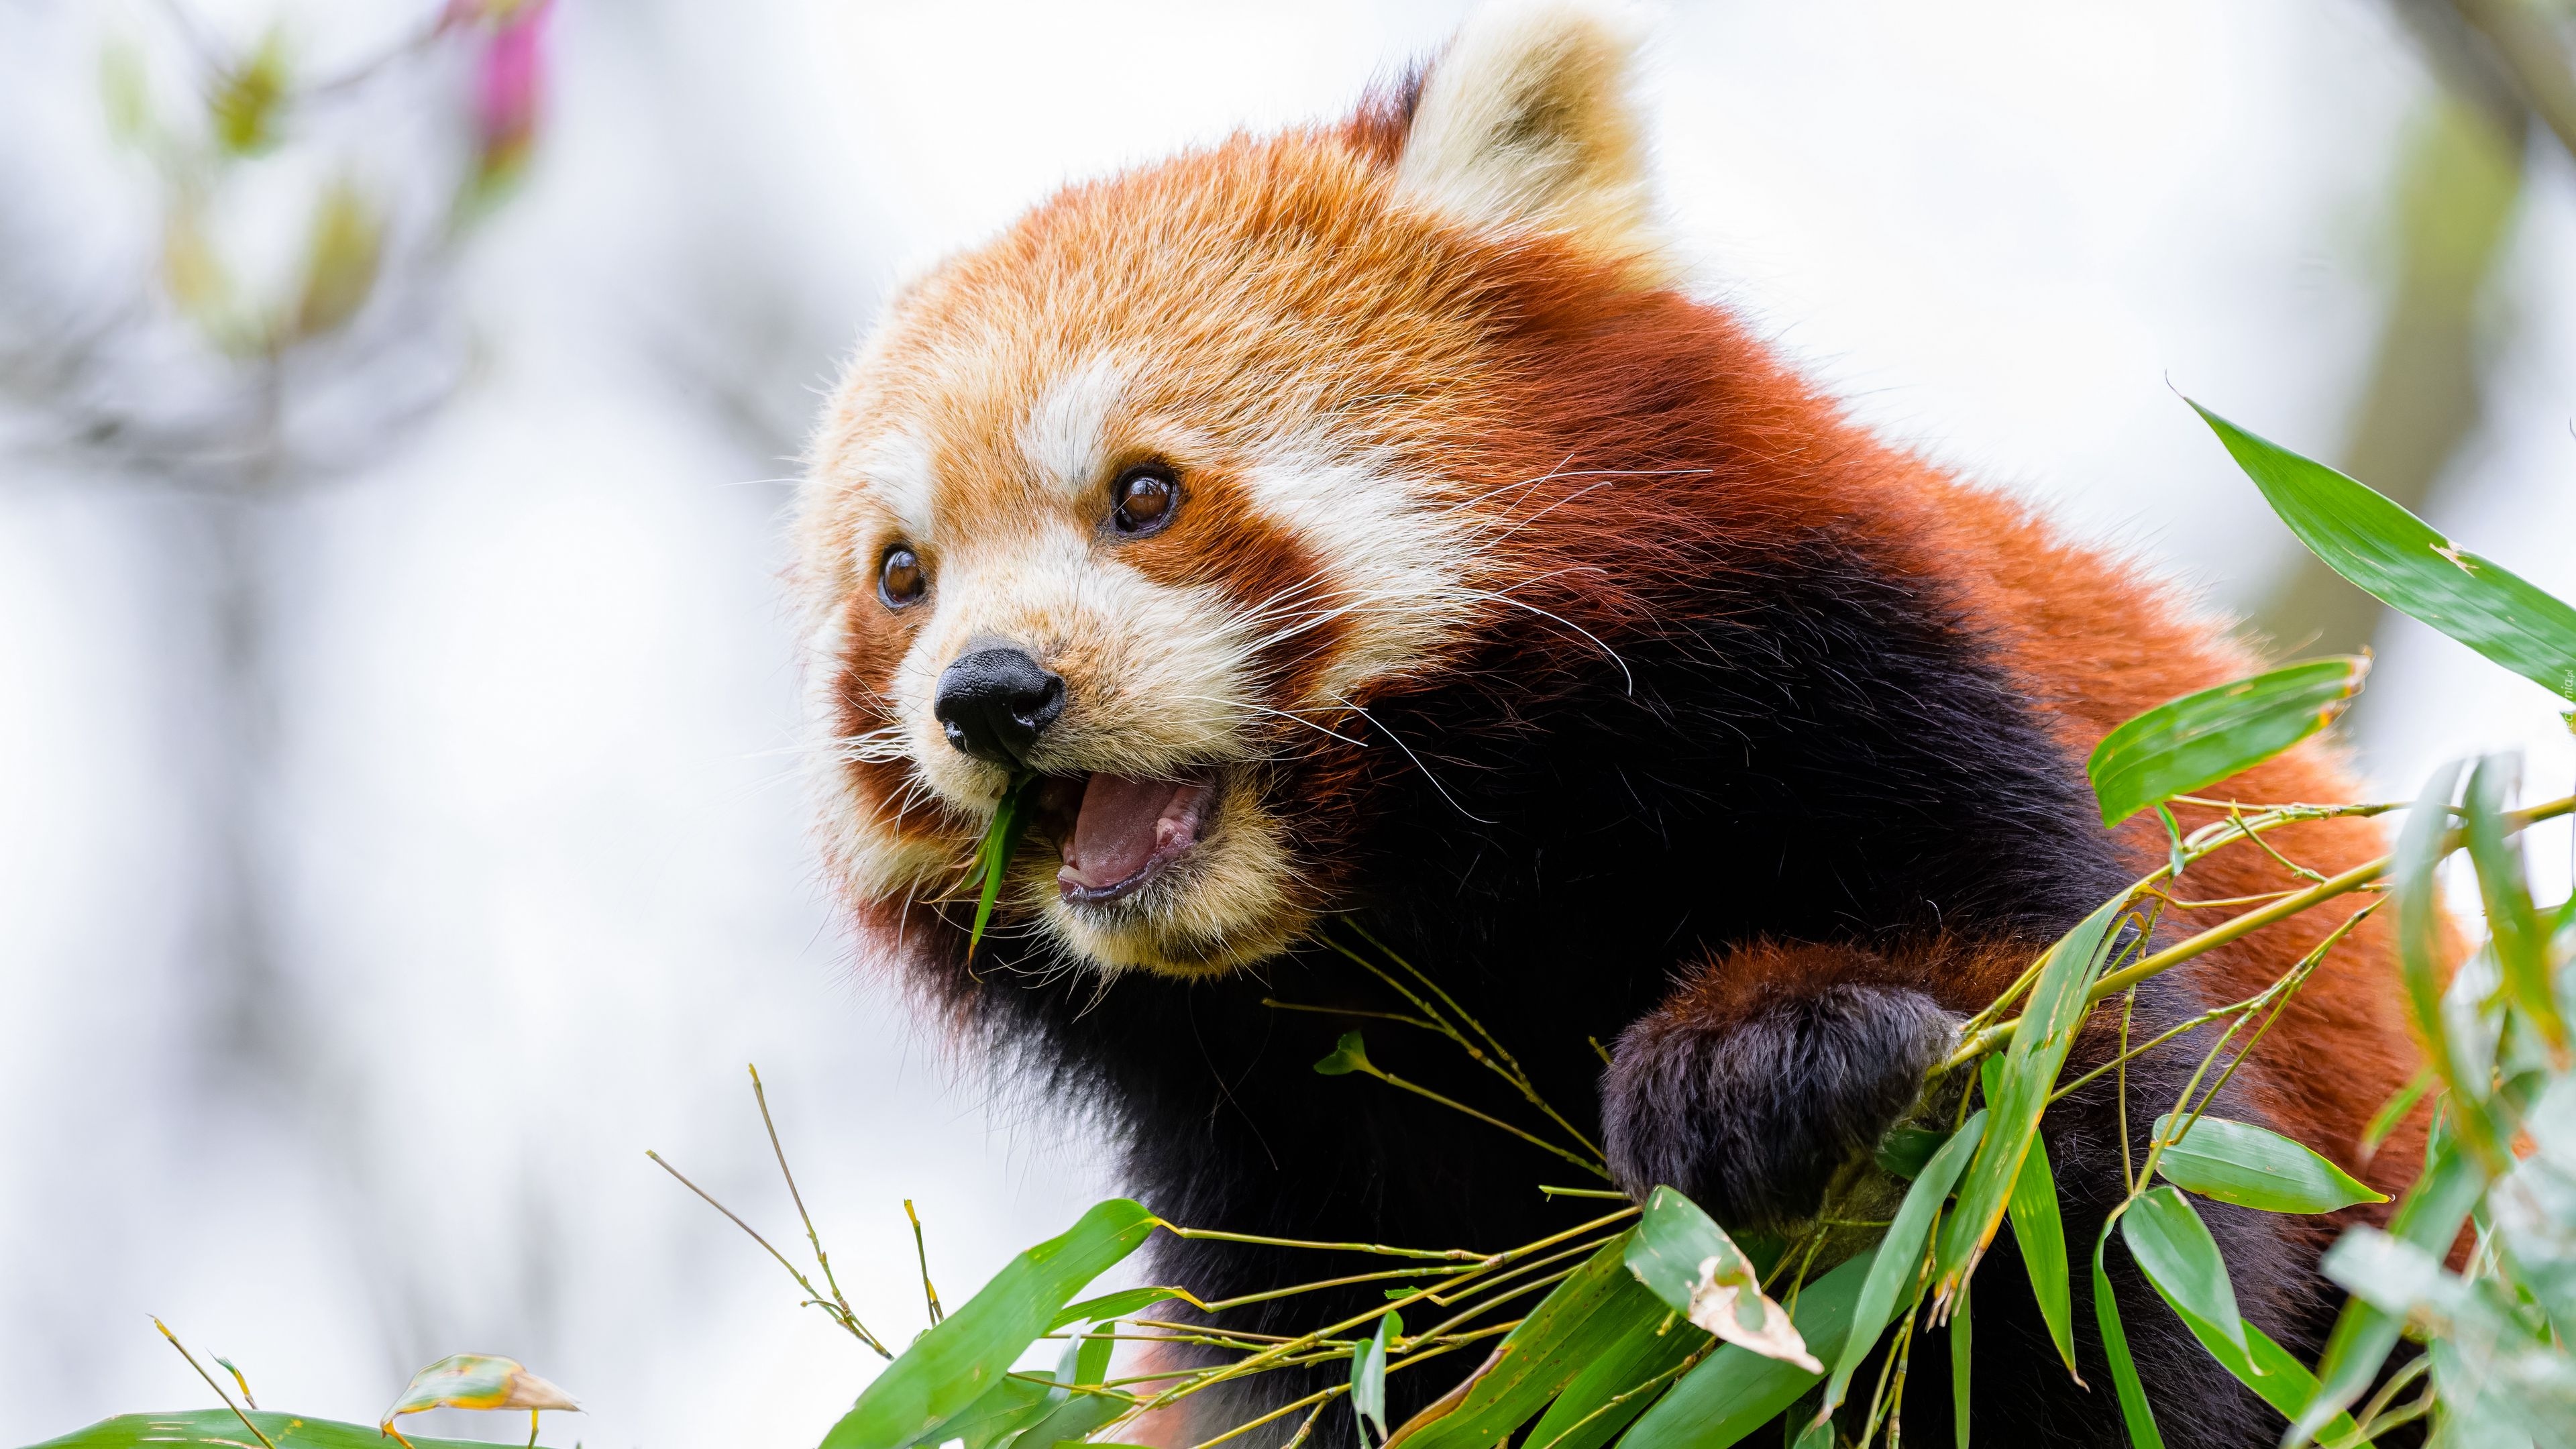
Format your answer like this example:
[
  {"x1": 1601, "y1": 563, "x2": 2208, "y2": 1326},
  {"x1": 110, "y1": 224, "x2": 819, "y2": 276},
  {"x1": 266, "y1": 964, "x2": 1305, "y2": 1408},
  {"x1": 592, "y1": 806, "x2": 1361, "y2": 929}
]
[
  {"x1": 1941, "y1": 792, "x2": 2575, "y2": 1071},
  {"x1": 1330, "y1": 924, "x2": 1607, "y2": 1163},
  {"x1": 150, "y1": 1317, "x2": 276, "y2": 1449},
  {"x1": 1157, "y1": 1225, "x2": 1489, "y2": 1260},
  {"x1": 1142, "y1": 1207, "x2": 1636, "y2": 1416},
  {"x1": 647, "y1": 1149, "x2": 892, "y2": 1357},
  {"x1": 1263, "y1": 998, "x2": 1443, "y2": 1033},
  {"x1": 905, "y1": 1198, "x2": 944, "y2": 1326},
  {"x1": 748, "y1": 1065, "x2": 885, "y2": 1351},
  {"x1": 1193, "y1": 1262, "x2": 1482, "y2": 1313},
  {"x1": 1347, "y1": 1058, "x2": 1613, "y2": 1180}
]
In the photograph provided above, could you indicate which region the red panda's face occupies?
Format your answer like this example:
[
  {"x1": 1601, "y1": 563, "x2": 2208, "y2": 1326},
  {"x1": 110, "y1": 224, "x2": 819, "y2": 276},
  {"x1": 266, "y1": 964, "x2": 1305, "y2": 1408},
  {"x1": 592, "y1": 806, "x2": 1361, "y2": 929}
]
[
  {"x1": 797, "y1": 142, "x2": 1485, "y2": 977},
  {"x1": 796, "y1": 5, "x2": 1662, "y2": 977}
]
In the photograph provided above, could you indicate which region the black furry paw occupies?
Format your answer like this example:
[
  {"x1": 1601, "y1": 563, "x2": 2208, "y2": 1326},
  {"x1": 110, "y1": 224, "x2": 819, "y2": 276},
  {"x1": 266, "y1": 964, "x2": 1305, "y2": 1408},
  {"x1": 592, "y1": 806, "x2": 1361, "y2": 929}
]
[{"x1": 1601, "y1": 983, "x2": 1955, "y2": 1229}]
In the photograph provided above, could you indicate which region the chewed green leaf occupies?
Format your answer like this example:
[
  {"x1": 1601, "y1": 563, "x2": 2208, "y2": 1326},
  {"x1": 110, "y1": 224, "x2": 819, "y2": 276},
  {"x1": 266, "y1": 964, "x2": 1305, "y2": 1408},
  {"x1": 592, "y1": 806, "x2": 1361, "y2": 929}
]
[
  {"x1": 1816, "y1": 1112, "x2": 1986, "y2": 1421},
  {"x1": 1624, "y1": 1188, "x2": 1815, "y2": 1371},
  {"x1": 1626, "y1": 1188, "x2": 1755, "y2": 1313},
  {"x1": 24, "y1": 1411, "x2": 553, "y2": 1449},
  {"x1": 1619, "y1": 1248, "x2": 1877, "y2": 1449},
  {"x1": 2149, "y1": 1114, "x2": 2385, "y2": 1214},
  {"x1": 383, "y1": 1355, "x2": 576, "y2": 1437},
  {"x1": 2121, "y1": 1188, "x2": 2245, "y2": 1352},
  {"x1": 820, "y1": 1199, "x2": 1157, "y2": 1449},
  {"x1": 2006, "y1": 1127, "x2": 2079, "y2": 1382},
  {"x1": 2087, "y1": 657, "x2": 2369, "y2": 826},
  {"x1": 2193, "y1": 402, "x2": 2576, "y2": 702}
]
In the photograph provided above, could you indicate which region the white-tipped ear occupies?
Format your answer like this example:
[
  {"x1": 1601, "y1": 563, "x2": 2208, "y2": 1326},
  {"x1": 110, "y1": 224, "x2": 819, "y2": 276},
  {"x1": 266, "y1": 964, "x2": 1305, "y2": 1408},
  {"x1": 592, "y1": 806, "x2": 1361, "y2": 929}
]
[{"x1": 1396, "y1": 1, "x2": 1662, "y2": 274}]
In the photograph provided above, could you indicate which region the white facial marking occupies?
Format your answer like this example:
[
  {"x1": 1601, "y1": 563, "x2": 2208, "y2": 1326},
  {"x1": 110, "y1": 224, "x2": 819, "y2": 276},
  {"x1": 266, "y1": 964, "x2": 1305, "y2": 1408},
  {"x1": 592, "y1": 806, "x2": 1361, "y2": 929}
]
[
  {"x1": 855, "y1": 429, "x2": 937, "y2": 543},
  {"x1": 1237, "y1": 431, "x2": 1470, "y2": 702},
  {"x1": 1019, "y1": 356, "x2": 1125, "y2": 498}
]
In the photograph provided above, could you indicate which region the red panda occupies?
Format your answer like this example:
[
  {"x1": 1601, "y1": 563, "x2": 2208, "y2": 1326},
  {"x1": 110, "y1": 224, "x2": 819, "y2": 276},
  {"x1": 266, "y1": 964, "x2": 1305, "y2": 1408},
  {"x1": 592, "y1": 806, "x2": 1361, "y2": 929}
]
[{"x1": 793, "y1": 6, "x2": 2423, "y2": 1446}]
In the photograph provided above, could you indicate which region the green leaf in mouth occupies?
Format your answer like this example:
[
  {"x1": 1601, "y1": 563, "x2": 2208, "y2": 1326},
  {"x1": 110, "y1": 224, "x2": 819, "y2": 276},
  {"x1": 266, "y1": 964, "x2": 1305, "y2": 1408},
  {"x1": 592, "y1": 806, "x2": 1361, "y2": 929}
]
[{"x1": 966, "y1": 773, "x2": 1037, "y2": 957}]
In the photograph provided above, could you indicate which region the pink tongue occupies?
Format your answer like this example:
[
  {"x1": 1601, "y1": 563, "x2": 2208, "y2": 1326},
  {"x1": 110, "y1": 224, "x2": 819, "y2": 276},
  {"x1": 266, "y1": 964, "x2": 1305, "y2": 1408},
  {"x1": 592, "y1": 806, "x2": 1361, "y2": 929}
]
[{"x1": 1064, "y1": 774, "x2": 1193, "y2": 888}]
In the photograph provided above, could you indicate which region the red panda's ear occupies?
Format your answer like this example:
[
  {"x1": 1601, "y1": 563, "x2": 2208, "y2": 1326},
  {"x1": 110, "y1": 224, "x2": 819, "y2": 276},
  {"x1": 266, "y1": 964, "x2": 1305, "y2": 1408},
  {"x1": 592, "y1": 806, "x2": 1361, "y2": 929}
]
[{"x1": 1394, "y1": 1, "x2": 1667, "y2": 282}]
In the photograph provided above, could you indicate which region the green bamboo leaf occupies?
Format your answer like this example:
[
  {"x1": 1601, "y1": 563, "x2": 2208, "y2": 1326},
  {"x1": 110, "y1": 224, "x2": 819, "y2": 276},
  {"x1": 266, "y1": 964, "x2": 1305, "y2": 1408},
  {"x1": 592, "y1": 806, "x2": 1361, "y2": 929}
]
[
  {"x1": 1873, "y1": 1125, "x2": 1947, "y2": 1180},
  {"x1": 1403, "y1": 1235, "x2": 1664, "y2": 1449},
  {"x1": 2283, "y1": 1122, "x2": 2485, "y2": 1447},
  {"x1": 923, "y1": 1375, "x2": 1059, "y2": 1449},
  {"x1": 2148, "y1": 1114, "x2": 2386, "y2": 1214},
  {"x1": 1000, "y1": 1330, "x2": 1131, "y2": 1449},
  {"x1": 1617, "y1": 1248, "x2": 1878, "y2": 1449},
  {"x1": 25, "y1": 1413, "x2": 556, "y2": 1444},
  {"x1": 2121, "y1": 1187, "x2": 2245, "y2": 1353},
  {"x1": 1519, "y1": 1300, "x2": 1708, "y2": 1449},
  {"x1": 1936, "y1": 897, "x2": 2129, "y2": 1306},
  {"x1": 209, "y1": 28, "x2": 289, "y2": 155},
  {"x1": 1002, "y1": 1386, "x2": 1126, "y2": 1449},
  {"x1": 1623, "y1": 1189, "x2": 1815, "y2": 1371},
  {"x1": 2465, "y1": 756, "x2": 2568, "y2": 1055},
  {"x1": 23, "y1": 1412, "x2": 549, "y2": 1449},
  {"x1": 1049, "y1": 1287, "x2": 1181, "y2": 1332},
  {"x1": 968, "y1": 775, "x2": 1035, "y2": 957},
  {"x1": 2087, "y1": 658, "x2": 2369, "y2": 826},
  {"x1": 1815, "y1": 1113, "x2": 1988, "y2": 1421},
  {"x1": 2092, "y1": 1217, "x2": 2166, "y2": 1449},
  {"x1": 1950, "y1": 1282, "x2": 1972, "y2": 1449},
  {"x1": 100, "y1": 40, "x2": 152, "y2": 146},
  {"x1": 2160, "y1": 1311, "x2": 2363, "y2": 1440},
  {"x1": 2192, "y1": 402, "x2": 2576, "y2": 702},
  {"x1": 820, "y1": 1199, "x2": 1157, "y2": 1449},
  {"x1": 2392, "y1": 764, "x2": 2496, "y2": 1167},
  {"x1": 1313, "y1": 1031, "x2": 1372, "y2": 1077},
  {"x1": 1354, "y1": 1311, "x2": 1401, "y2": 1444},
  {"x1": 291, "y1": 178, "x2": 384, "y2": 340},
  {"x1": 2357, "y1": 1069, "x2": 2432, "y2": 1159},
  {"x1": 2318, "y1": 1226, "x2": 2541, "y2": 1348},
  {"x1": 2006, "y1": 1126, "x2": 2080, "y2": 1383}
]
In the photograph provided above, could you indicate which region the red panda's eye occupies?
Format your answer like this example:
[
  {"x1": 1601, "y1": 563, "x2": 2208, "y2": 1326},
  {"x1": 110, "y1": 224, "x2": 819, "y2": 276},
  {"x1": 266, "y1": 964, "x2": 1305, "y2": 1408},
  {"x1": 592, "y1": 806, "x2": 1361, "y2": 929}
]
[
  {"x1": 877, "y1": 546, "x2": 926, "y2": 608},
  {"x1": 1111, "y1": 467, "x2": 1179, "y2": 535}
]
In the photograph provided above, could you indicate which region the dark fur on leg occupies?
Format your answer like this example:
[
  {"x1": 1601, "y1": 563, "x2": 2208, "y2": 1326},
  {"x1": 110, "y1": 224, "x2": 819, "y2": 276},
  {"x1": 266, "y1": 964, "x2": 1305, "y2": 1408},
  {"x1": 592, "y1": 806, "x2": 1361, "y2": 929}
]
[{"x1": 1603, "y1": 957, "x2": 1955, "y2": 1227}]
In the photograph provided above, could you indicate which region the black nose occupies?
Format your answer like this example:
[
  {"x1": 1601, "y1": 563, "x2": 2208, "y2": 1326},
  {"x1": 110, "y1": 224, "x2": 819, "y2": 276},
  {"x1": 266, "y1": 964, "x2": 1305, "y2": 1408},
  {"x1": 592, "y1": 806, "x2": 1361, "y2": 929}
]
[{"x1": 934, "y1": 645, "x2": 1065, "y2": 767}]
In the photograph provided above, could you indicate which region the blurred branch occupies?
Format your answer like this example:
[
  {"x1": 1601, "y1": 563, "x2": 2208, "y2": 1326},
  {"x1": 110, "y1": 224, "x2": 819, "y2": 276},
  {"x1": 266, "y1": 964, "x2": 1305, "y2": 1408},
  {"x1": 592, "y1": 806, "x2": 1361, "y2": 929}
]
[
  {"x1": 2257, "y1": 95, "x2": 2521, "y2": 656},
  {"x1": 2257, "y1": 0, "x2": 2567, "y2": 656},
  {"x1": 2446, "y1": 0, "x2": 2576, "y2": 158}
]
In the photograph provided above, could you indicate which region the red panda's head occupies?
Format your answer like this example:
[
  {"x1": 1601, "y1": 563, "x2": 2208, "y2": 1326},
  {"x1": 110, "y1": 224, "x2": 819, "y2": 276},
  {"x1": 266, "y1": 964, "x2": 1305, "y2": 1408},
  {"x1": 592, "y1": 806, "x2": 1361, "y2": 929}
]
[{"x1": 796, "y1": 3, "x2": 1682, "y2": 977}]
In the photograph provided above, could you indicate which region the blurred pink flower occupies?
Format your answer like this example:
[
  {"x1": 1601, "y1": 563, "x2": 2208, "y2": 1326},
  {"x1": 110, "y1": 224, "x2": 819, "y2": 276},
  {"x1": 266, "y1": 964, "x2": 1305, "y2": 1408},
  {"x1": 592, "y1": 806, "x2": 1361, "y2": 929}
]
[{"x1": 472, "y1": 0, "x2": 551, "y2": 176}]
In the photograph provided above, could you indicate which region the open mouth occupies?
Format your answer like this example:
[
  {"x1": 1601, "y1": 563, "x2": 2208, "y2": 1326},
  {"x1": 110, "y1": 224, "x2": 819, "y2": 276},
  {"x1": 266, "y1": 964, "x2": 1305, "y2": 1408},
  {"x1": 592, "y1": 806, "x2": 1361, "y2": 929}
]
[{"x1": 1050, "y1": 769, "x2": 1215, "y2": 906}]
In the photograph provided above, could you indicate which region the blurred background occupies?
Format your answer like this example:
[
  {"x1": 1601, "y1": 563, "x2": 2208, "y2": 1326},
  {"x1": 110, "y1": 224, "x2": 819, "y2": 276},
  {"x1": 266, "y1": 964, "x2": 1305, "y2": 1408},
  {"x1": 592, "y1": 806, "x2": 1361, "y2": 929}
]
[{"x1": 2, "y1": 1, "x2": 2571, "y2": 1444}]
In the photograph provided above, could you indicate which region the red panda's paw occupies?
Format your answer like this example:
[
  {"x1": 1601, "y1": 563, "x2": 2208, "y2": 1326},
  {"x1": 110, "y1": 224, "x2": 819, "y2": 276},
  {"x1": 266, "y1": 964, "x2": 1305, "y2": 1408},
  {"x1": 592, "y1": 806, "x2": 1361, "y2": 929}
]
[{"x1": 1599, "y1": 978, "x2": 1955, "y2": 1230}]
